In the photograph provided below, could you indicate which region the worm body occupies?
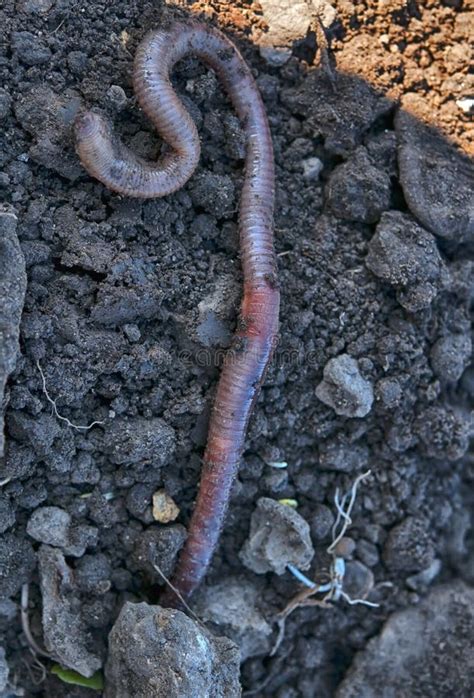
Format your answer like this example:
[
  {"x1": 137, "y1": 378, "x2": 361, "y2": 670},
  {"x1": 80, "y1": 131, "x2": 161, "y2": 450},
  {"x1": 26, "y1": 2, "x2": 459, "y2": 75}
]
[{"x1": 75, "y1": 22, "x2": 279, "y2": 602}]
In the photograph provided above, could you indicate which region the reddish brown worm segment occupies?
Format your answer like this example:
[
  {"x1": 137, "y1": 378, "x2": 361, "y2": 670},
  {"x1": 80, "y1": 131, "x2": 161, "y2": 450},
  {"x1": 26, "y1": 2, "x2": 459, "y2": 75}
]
[{"x1": 75, "y1": 22, "x2": 279, "y2": 603}]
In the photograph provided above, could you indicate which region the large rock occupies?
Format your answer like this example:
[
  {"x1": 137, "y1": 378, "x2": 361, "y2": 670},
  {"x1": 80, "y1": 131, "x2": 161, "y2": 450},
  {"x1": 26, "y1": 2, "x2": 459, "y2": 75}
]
[
  {"x1": 105, "y1": 602, "x2": 241, "y2": 698},
  {"x1": 0, "y1": 208, "x2": 27, "y2": 457},
  {"x1": 194, "y1": 577, "x2": 273, "y2": 660},
  {"x1": 336, "y1": 583, "x2": 474, "y2": 697},
  {"x1": 38, "y1": 546, "x2": 101, "y2": 677},
  {"x1": 395, "y1": 100, "x2": 474, "y2": 243},
  {"x1": 258, "y1": 0, "x2": 336, "y2": 65}
]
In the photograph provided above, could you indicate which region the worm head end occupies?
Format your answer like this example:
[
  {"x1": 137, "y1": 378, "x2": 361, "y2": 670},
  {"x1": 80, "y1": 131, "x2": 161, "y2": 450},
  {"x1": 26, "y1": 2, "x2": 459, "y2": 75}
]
[{"x1": 74, "y1": 111, "x2": 102, "y2": 142}]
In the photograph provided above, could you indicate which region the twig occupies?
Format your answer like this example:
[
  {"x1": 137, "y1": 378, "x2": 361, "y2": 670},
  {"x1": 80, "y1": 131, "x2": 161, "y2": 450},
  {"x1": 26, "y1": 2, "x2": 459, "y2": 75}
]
[
  {"x1": 311, "y1": 13, "x2": 335, "y2": 86},
  {"x1": 270, "y1": 586, "x2": 330, "y2": 657},
  {"x1": 152, "y1": 564, "x2": 201, "y2": 625},
  {"x1": 36, "y1": 360, "x2": 104, "y2": 431}
]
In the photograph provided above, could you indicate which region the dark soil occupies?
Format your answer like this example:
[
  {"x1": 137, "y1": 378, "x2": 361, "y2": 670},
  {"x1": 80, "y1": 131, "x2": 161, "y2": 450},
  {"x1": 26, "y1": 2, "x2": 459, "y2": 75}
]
[{"x1": 0, "y1": 0, "x2": 472, "y2": 696}]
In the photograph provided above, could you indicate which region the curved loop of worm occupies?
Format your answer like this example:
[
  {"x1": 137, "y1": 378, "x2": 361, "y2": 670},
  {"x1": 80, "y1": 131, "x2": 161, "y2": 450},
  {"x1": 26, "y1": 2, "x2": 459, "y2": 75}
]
[{"x1": 75, "y1": 22, "x2": 279, "y2": 603}]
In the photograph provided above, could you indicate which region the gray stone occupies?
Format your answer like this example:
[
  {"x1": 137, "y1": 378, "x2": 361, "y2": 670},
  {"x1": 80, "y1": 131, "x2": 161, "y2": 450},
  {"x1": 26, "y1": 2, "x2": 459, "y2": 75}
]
[
  {"x1": 0, "y1": 209, "x2": 27, "y2": 457},
  {"x1": 366, "y1": 211, "x2": 448, "y2": 312},
  {"x1": 240, "y1": 497, "x2": 314, "y2": 575},
  {"x1": 343, "y1": 561, "x2": 374, "y2": 601},
  {"x1": 336, "y1": 583, "x2": 474, "y2": 698},
  {"x1": 356, "y1": 539, "x2": 379, "y2": 568},
  {"x1": 27, "y1": 506, "x2": 71, "y2": 548},
  {"x1": 302, "y1": 156, "x2": 324, "y2": 181},
  {"x1": 430, "y1": 333, "x2": 472, "y2": 383},
  {"x1": 104, "y1": 602, "x2": 241, "y2": 698},
  {"x1": 65, "y1": 523, "x2": 99, "y2": 557},
  {"x1": 395, "y1": 104, "x2": 474, "y2": 243},
  {"x1": 194, "y1": 577, "x2": 273, "y2": 660},
  {"x1": 17, "y1": 0, "x2": 55, "y2": 13},
  {"x1": 316, "y1": 354, "x2": 374, "y2": 418},
  {"x1": 309, "y1": 504, "x2": 335, "y2": 541},
  {"x1": 259, "y1": 46, "x2": 292, "y2": 67},
  {"x1": 27, "y1": 506, "x2": 98, "y2": 557},
  {"x1": 38, "y1": 546, "x2": 101, "y2": 677}
]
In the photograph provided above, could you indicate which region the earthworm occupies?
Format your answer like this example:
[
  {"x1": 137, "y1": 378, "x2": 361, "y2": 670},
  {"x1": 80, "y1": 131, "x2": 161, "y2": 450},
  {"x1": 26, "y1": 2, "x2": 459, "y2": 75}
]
[{"x1": 75, "y1": 22, "x2": 279, "y2": 603}]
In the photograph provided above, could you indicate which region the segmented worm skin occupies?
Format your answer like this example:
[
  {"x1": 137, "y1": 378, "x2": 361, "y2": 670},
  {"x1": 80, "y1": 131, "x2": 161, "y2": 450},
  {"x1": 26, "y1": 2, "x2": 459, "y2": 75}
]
[{"x1": 75, "y1": 22, "x2": 279, "y2": 603}]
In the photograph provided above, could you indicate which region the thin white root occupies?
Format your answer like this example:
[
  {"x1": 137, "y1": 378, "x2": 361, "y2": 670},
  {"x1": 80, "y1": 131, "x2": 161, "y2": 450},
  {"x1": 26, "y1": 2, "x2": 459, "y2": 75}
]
[
  {"x1": 37, "y1": 360, "x2": 104, "y2": 431},
  {"x1": 327, "y1": 470, "x2": 371, "y2": 555},
  {"x1": 274, "y1": 470, "x2": 379, "y2": 655}
]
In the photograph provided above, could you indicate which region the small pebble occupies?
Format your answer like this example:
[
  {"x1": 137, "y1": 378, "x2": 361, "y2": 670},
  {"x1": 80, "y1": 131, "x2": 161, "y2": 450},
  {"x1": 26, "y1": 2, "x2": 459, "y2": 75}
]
[
  {"x1": 309, "y1": 504, "x2": 335, "y2": 540},
  {"x1": 334, "y1": 536, "x2": 356, "y2": 559},
  {"x1": 240, "y1": 497, "x2": 314, "y2": 575},
  {"x1": 356, "y1": 539, "x2": 380, "y2": 568},
  {"x1": 105, "y1": 85, "x2": 128, "y2": 111},
  {"x1": 302, "y1": 156, "x2": 323, "y2": 181},
  {"x1": 123, "y1": 323, "x2": 141, "y2": 343},
  {"x1": 456, "y1": 97, "x2": 474, "y2": 114},
  {"x1": 27, "y1": 506, "x2": 71, "y2": 548},
  {"x1": 259, "y1": 46, "x2": 292, "y2": 67},
  {"x1": 18, "y1": 0, "x2": 54, "y2": 12},
  {"x1": 316, "y1": 354, "x2": 374, "y2": 418},
  {"x1": 343, "y1": 560, "x2": 375, "y2": 601},
  {"x1": 152, "y1": 489, "x2": 180, "y2": 523}
]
